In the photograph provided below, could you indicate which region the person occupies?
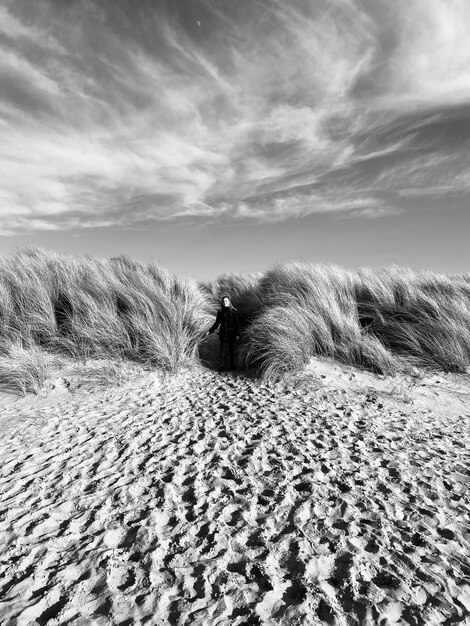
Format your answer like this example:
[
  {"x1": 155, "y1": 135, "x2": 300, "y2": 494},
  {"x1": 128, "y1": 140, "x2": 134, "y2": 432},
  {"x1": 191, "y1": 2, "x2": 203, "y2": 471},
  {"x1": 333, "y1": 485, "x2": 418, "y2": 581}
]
[{"x1": 207, "y1": 296, "x2": 240, "y2": 372}]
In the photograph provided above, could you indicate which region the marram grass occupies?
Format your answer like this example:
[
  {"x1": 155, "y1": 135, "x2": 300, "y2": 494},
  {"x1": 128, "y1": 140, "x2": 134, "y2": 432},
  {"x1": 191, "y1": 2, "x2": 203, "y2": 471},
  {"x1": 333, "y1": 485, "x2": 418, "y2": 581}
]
[
  {"x1": 0, "y1": 249, "x2": 468, "y2": 391},
  {"x1": 0, "y1": 248, "x2": 210, "y2": 394}
]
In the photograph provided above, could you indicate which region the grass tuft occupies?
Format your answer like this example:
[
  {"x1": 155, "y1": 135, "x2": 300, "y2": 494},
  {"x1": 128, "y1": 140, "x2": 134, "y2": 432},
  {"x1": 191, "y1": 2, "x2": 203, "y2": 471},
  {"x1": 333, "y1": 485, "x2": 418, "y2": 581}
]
[{"x1": 0, "y1": 343, "x2": 53, "y2": 395}]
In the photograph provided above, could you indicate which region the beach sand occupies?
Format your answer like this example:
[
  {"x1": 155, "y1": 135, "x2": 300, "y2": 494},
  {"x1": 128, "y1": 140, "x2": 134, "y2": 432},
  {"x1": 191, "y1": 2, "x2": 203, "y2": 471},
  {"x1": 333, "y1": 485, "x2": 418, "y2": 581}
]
[{"x1": 1, "y1": 362, "x2": 469, "y2": 625}]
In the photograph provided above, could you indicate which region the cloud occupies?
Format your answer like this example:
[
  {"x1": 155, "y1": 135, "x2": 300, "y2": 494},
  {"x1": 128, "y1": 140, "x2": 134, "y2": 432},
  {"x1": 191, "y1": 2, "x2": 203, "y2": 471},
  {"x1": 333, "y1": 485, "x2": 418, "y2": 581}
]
[
  {"x1": 0, "y1": 4, "x2": 65, "y2": 54},
  {"x1": 387, "y1": 0, "x2": 470, "y2": 105},
  {"x1": 0, "y1": 0, "x2": 469, "y2": 234},
  {"x1": 170, "y1": 190, "x2": 397, "y2": 224}
]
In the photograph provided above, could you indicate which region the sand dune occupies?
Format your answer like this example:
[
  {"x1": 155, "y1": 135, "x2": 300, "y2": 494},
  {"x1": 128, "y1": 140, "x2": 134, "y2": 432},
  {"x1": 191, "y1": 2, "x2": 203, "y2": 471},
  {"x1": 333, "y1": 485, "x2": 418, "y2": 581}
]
[{"x1": 1, "y1": 365, "x2": 469, "y2": 625}]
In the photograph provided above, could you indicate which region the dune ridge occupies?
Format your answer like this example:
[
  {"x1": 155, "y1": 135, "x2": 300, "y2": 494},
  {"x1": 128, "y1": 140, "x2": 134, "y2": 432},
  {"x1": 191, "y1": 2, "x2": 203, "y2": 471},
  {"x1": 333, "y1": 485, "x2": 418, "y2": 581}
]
[{"x1": 0, "y1": 249, "x2": 470, "y2": 394}]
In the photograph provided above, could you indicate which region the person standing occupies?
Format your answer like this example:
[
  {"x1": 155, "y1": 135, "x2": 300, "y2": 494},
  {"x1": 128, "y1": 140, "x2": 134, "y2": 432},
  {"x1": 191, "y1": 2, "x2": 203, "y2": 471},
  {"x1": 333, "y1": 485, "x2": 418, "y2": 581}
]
[{"x1": 207, "y1": 296, "x2": 239, "y2": 371}]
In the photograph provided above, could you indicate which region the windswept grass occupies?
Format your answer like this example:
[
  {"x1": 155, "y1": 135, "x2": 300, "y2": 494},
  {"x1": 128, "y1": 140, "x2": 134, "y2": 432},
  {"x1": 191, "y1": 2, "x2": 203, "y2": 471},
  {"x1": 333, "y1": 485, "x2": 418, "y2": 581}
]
[
  {"x1": 239, "y1": 262, "x2": 470, "y2": 379},
  {"x1": 0, "y1": 343, "x2": 53, "y2": 395},
  {"x1": 356, "y1": 266, "x2": 470, "y2": 372},
  {"x1": 0, "y1": 250, "x2": 468, "y2": 389},
  {"x1": 239, "y1": 263, "x2": 399, "y2": 378},
  {"x1": 0, "y1": 248, "x2": 210, "y2": 380}
]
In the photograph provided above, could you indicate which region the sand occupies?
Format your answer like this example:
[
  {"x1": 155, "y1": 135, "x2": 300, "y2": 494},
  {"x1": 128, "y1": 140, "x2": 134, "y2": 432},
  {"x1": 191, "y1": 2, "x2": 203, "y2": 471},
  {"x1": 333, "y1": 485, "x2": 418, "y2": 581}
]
[{"x1": 1, "y1": 362, "x2": 469, "y2": 625}]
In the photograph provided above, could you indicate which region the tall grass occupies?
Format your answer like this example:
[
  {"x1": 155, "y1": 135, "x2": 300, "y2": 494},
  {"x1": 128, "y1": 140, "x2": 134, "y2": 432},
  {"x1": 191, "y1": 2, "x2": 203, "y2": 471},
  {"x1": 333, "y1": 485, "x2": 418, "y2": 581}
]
[
  {"x1": 0, "y1": 248, "x2": 210, "y2": 377},
  {"x1": 240, "y1": 263, "x2": 398, "y2": 377},
  {"x1": 0, "y1": 250, "x2": 468, "y2": 388},
  {"x1": 240, "y1": 262, "x2": 470, "y2": 379},
  {"x1": 356, "y1": 266, "x2": 470, "y2": 372},
  {"x1": 0, "y1": 343, "x2": 53, "y2": 395}
]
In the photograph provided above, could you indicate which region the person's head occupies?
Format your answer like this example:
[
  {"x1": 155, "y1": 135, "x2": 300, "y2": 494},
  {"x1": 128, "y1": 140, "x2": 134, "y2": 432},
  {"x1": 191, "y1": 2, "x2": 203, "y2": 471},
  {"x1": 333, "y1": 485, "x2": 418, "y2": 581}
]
[{"x1": 221, "y1": 296, "x2": 231, "y2": 309}]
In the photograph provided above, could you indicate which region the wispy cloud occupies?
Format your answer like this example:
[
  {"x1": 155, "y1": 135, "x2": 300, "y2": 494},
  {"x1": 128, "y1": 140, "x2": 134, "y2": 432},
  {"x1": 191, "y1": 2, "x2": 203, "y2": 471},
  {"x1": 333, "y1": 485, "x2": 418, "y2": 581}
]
[{"x1": 0, "y1": 0, "x2": 469, "y2": 234}]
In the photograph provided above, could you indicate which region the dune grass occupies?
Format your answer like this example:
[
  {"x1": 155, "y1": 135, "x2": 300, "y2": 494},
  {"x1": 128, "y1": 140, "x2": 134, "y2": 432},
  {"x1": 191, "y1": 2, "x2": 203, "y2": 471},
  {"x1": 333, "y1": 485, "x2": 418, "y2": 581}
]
[
  {"x1": 237, "y1": 262, "x2": 470, "y2": 379},
  {"x1": 0, "y1": 343, "x2": 54, "y2": 395},
  {"x1": 0, "y1": 248, "x2": 210, "y2": 392},
  {"x1": 0, "y1": 249, "x2": 468, "y2": 390}
]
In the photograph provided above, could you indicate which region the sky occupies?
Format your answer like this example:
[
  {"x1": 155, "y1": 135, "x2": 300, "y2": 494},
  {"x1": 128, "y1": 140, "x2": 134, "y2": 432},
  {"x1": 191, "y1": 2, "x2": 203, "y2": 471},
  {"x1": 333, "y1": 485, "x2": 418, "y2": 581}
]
[{"x1": 0, "y1": 0, "x2": 469, "y2": 279}]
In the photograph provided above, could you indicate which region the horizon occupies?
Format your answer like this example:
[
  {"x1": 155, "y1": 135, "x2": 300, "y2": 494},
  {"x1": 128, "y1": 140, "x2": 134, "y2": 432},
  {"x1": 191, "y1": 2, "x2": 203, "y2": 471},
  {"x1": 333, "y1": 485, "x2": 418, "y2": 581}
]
[{"x1": 1, "y1": 0, "x2": 469, "y2": 279}]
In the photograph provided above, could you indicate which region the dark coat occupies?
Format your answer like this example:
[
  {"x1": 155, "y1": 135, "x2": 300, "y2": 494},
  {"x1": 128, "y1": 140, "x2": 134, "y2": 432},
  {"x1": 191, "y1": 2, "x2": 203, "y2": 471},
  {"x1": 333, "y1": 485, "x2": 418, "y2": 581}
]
[{"x1": 209, "y1": 307, "x2": 239, "y2": 342}]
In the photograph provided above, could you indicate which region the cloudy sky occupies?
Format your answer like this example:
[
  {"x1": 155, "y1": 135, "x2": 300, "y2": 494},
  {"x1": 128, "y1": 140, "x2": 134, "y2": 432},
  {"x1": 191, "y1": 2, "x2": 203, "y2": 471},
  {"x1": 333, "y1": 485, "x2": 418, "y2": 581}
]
[{"x1": 0, "y1": 0, "x2": 469, "y2": 278}]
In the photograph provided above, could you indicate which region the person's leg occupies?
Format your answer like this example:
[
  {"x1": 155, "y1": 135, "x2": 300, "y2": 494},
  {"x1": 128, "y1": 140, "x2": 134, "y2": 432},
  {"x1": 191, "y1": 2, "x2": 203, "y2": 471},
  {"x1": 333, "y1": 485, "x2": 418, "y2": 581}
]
[
  {"x1": 228, "y1": 338, "x2": 236, "y2": 370},
  {"x1": 219, "y1": 339, "x2": 226, "y2": 371}
]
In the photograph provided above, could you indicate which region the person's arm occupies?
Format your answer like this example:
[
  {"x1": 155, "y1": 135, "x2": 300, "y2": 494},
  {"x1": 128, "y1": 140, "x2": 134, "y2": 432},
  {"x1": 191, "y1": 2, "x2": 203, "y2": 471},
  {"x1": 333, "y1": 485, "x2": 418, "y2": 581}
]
[{"x1": 207, "y1": 311, "x2": 221, "y2": 334}]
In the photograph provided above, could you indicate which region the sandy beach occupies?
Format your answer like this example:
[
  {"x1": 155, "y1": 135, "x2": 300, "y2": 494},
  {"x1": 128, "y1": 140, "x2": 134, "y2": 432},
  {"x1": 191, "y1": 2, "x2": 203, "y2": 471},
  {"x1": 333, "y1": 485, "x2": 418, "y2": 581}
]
[{"x1": 1, "y1": 364, "x2": 469, "y2": 625}]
